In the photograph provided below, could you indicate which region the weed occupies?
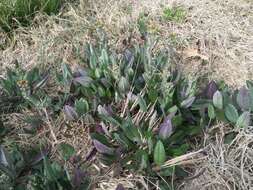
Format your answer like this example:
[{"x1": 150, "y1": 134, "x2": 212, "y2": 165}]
[
  {"x1": 163, "y1": 7, "x2": 186, "y2": 22},
  {"x1": 0, "y1": 0, "x2": 62, "y2": 31},
  {"x1": 1, "y1": 37, "x2": 253, "y2": 189}
]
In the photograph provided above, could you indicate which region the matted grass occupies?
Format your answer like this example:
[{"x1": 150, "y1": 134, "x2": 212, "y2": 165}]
[{"x1": 181, "y1": 123, "x2": 253, "y2": 190}]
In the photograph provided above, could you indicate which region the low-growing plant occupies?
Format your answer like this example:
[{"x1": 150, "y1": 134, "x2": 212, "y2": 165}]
[
  {"x1": 162, "y1": 7, "x2": 186, "y2": 22},
  {"x1": 0, "y1": 0, "x2": 62, "y2": 31},
  {"x1": 194, "y1": 81, "x2": 253, "y2": 128},
  {"x1": 0, "y1": 144, "x2": 90, "y2": 190},
  {"x1": 1, "y1": 37, "x2": 253, "y2": 189}
]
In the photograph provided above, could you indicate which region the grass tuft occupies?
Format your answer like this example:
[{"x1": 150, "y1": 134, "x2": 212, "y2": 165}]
[
  {"x1": 162, "y1": 6, "x2": 186, "y2": 22},
  {"x1": 0, "y1": 0, "x2": 62, "y2": 31}
]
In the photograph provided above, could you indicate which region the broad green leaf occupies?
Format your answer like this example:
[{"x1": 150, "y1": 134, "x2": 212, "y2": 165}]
[
  {"x1": 135, "y1": 150, "x2": 149, "y2": 170},
  {"x1": 25, "y1": 67, "x2": 39, "y2": 84},
  {"x1": 113, "y1": 133, "x2": 132, "y2": 149},
  {"x1": 75, "y1": 98, "x2": 89, "y2": 116},
  {"x1": 43, "y1": 157, "x2": 57, "y2": 182},
  {"x1": 180, "y1": 96, "x2": 195, "y2": 108},
  {"x1": 58, "y1": 143, "x2": 75, "y2": 161},
  {"x1": 225, "y1": 104, "x2": 239, "y2": 123},
  {"x1": 100, "y1": 49, "x2": 109, "y2": 65},
  {"x1": 118, "y1": 76, "x2": 130, "y2": 93},
  {"x1": 154, "y1": 140, "x2": 166, "y2": 166},
  {"x1": 215, "y1": 109, "x2": 227, "y2": 122},
  {"x1": 0, "y1": 146, "x2": 16, "y2": 179},
  {"x1": 61, "y1": 63, "x2": 72, "y2": 81},
  {"x1": 159, "y1": 167, "x2": 174, "y2": 177},
  {"x1": 99, "y1": 115, "x2": 121, "y2": 127},
  {"x1": 213, "y1": 91, "x2": 223, "y2": 109},
  {"x1": 236, "y1": 112, "x2": 251, "y2": 128},
  {"x1": 137, "y1": 95, "x2": 147, "y2": 112},
  {"x1": 121, "y1": 119, "x2": 141, "y2": 143},
  {"x1": 208, "y1": 104, "x2": 215, "y2": 119},
  {"x1": 94, "y1": 68, "x2": 101, "y2": 78}
]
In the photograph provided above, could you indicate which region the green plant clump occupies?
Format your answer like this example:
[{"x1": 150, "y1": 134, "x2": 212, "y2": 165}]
[
  {"x1": 162, "y1": 7, "x2": 186, "y2": 22},
  {"x1": 0, "y1": 0, "x2": 61, "y2": 31},
  {"x1": 1, "y1": 37, "x2": 253, "y2": 189}
]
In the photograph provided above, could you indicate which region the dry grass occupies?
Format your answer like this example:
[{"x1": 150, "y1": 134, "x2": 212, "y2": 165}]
[
  {"x1": 178, "y1": 123, "x2": 253, "y2": 190},
  {"x1": 77, "y1": 0, "x2": 253, "y2": 87},
  {"x1": 1, "y1": 0, "x2": 252, "y2": 87}
]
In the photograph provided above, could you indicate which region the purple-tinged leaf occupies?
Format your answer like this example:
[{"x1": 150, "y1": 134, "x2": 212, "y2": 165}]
[
  {"x1": 203, "y1": 81, "x2": 218, "y2": 99},
  {"x1": 127, "y1": 92, "x2": 137, "y2": 102},
  {"x1": 69, "y1": 155, "x2": 81, "y2": 164},
  {"x1": 116, "y1": 184, "x2": 125, "y2": 190},
  {"x1": 124, "y1": 49, "x2": 134, "y2": 65},
  {"x1": 93, "y1": 140, "x2": 114, "y2": 155},
  {"x1": 180, "y1": 96, "x2": 196, "y2": 108},
  {"x1": 63, "y1": 105, "x2": 78, "y2": 121},
  {"x1": 73, "y1": 68, "x2": 88, "y2": 78},
  {"x1": 97, "y1": 105, "x2": 113, "y2": 116},
  {"x1": 237, "y1": 86, "x2": 251, "y2": 110},
  {"x1": 31, "y1": 147, "x2": 49, "y2": 165},
  {"x1": 73, "y1": 76, "x2": 92, "y2": 87},
  {"x1": 104, "y1": 105, "x2": 113, "y2": 116},
  {"x1": 159, "y1": 117, "x2": 173, "y2": 140},
  {"x1": 85, "y1": 148, "x2": 97, "y2": 162},
  {"x1": 72, "y1": 168, "x2": 88, "y2": 188},
  {"x1": 95, "y1": 124, "x2": 105, "y2": 134}
]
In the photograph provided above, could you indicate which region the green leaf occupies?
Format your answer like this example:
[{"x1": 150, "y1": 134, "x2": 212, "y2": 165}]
[
  {"x1": 118, "y1": 76, "x2": 130, "y2": 93},
  {"x1": 75, "y1": 98, "x2": 89, "y2": 116},
  {"x1": 236, "y1": 112, "x2": 251, "y2": 128},
  {"x1": 58, "y1": 143, "x2": 75, "y2": 161},
  {"x1": 137, "y1": 95, "x2": 148, "y2": 112},
  {"x1": 113, "y1": 133, "x2": 132, "y2": 149},
  {"x1": 213, "y1": 91, "x2": 223, "y2": 109},
  {"x1": 100, "y1": 48, "x2": 109, "y2": 65},
  {"x1": 43, "y1": 156, "x2": 57, "y2": 182},
  {"x1": 225, "y1": 104, "x2": 239, "y2": 123},
  {"x1": 25, "y1": 67, "x2": 39, "y2": 85},
  {"x1": 154, "y1": 140, "x2": 166, "y2": 166},
  {"x1": 121, "y1": 119, "x2": 141, "y2": 143},
  {"x1": 0, "y1": 146, "x2": 16, "y2": 179},
  {"x1": 135, "y1": 150, "x2": 149, "y2": 170},
  {"x1": 100, "y1": 115, "x2": 121, "y2": 127},
  {"x1": 208, "y1": 104, "x2": 215, "y2": 119},
  {"x1": 159, "y1": 167, "x2": 174, "y2": 177},
  {"x1": 61, "y1": 63, "x2": 72, "y2": 82}
]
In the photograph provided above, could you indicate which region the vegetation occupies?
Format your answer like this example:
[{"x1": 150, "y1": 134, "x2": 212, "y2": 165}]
[
  {"x1": 0, "y1": 0, "x2": 61, "y2": 31},
  {"x1": 1, "y1": 35, "x2": 253, "y2": 189},
  {"x1": 162, "y1": 7, "x2": 186, "y2": 22}
]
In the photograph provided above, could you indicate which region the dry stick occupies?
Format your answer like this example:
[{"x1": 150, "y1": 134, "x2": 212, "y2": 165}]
[
  {"x1": 121, "y1": 97, "x2": 129, "y2": 118},
  {"x1": 162, "y1": 148, "x2": 206, "y2": 168},
  {"x1": 185, "y1": 168, "x2": 206, "y2": 181},
  {"x1": 241, "y1": 146, "x2": 248, "y2": 188},
  {"x1": 43, "y1": 108, "x2": 58, "y2": 144}
]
